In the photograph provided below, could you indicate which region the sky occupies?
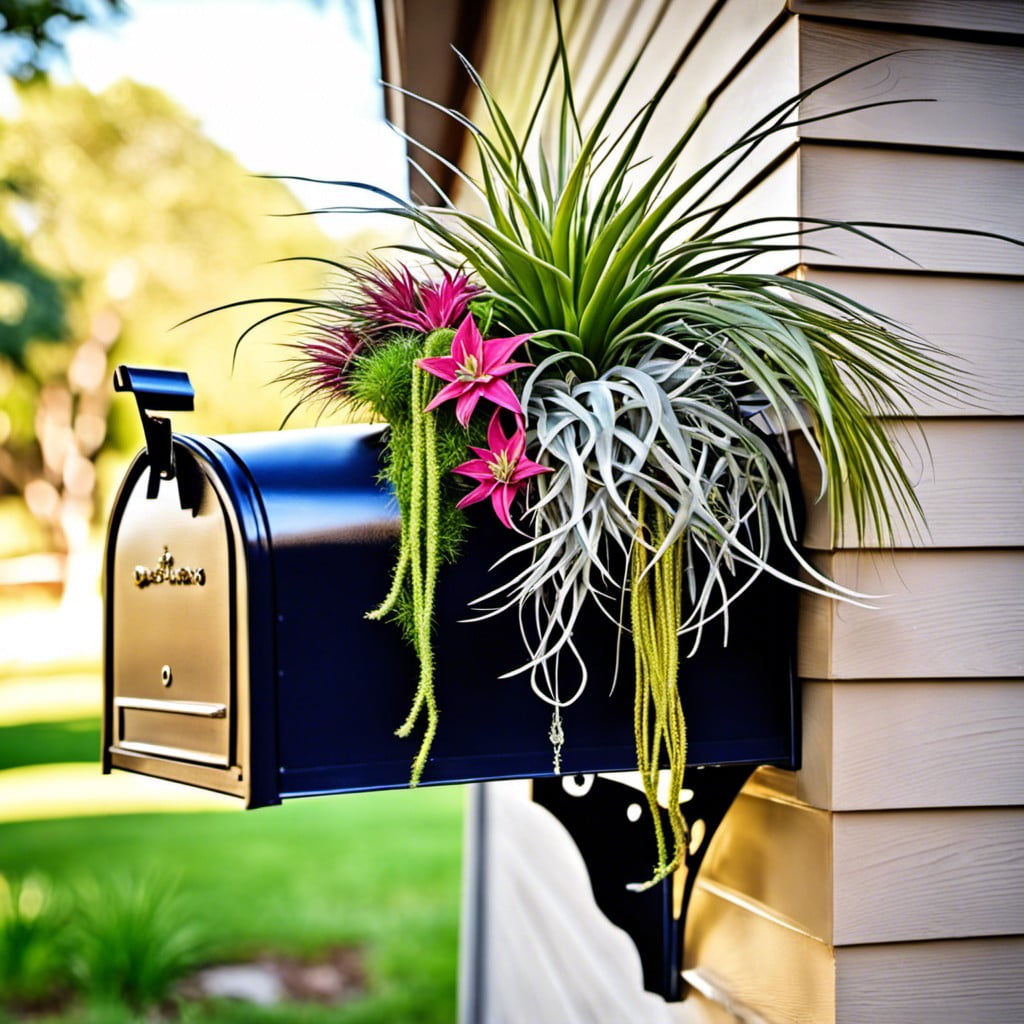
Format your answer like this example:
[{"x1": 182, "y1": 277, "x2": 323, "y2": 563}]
[{"x1": 7, "y1": 0, "x2": 409, "y2": 234}]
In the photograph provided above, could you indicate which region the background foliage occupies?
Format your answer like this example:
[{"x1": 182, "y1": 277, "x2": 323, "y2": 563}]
[
  {"x1": 0, "y1": 1, "x2": 126, "y2": 82},
  {"x1": 0, "y1": 8, "x2": 463, "y2": 1022},
  {"x1": 0, "y1": 77, "x2": 337, "y2": 565}
]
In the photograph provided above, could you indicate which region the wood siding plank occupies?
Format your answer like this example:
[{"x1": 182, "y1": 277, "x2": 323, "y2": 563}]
[
  {"x1": 699, "y1": 794, "x2": 1024, "y2": 943},
  {"x1": 788, "y1": 0, "x2": 1024, "y2": 36},
  {"x1": 664, "y1": 16, "x2": 799, "y2": 194},
  {"x1": 799, "y1": 419, "x2": 1024, "y2": 549},
  {"x1": 572, "y1": 0, "x2": 676, "y2": 124},
  {"x1": 802, "y1": 271, "x2": 1024, "y2": 418},
  {"x1": 581, "y1": 0, "x2": 724, "y2": 138},
  {"x1": 832, "y1": 807, "x2": 1024, "y2": 943},
  {"x1": 690, "y1": 884, "x2": 1024, "y2": 1023},
  {"x1": 687, "y1": 884, "x2": 835, "y2": 1024},
  {"x1": 800, "y1": 145, "x2": 1024, "y2": 275},
  {"x1": 834, "y1": 937, "x2": 1024, "y2": 1024},
  {"x1": 757, "y1": 680, "x2": 1024, "y2": 810},
  {"x1": 698, "y1": 791, "x2": 835, "y2": 941},
  {"x1": 798, "y1": 550, "x2": 1024, "y2": 679},
  {"x1": 706, "y1": 151, "x2": 1024, "y2": 281},
  {"x1": 799, "y1": 23, "x2": 1024, "y2": 153},
  {"x1": 640, "y1": 0, "x2": 789, "y2": 174},
  {"x1": 713, "y1": 150, "x2": 802, "y2": 276}
]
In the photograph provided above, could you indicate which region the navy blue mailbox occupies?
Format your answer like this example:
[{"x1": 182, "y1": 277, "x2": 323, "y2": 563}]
[
  {"x1": 103, "y1": 363, "x2": 800, "y2": 804},
  {"x1": 103, "y1": 364, "x2": 800, "y2": 999}
]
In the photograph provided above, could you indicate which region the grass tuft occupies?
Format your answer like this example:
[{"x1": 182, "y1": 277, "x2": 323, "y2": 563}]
[
  {"x1": 70, "y1": 872, "x2": 214, "y2": 1012},
  {"x1": 0, "y1": 873, "x2": 68, "y2": 1008}
]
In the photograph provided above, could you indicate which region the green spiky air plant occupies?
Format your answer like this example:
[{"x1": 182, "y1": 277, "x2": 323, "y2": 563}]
[{"x1": 238, "y1": 4, "x2": 1018, "y2": 882}]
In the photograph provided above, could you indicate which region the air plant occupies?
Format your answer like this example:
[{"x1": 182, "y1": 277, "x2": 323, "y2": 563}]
[
  {"x1": 220, "y1": 4, "x2": 1019, "y2": 883},
  {"x1": 271, "y1": 258, "x2": 482, "y2": 417},
  {"x1": 330, "y1": 45, "x2": 966, "y2": 881},
  {"x1": 347, "y1": 256, "x2": 483, "y2": 336}
]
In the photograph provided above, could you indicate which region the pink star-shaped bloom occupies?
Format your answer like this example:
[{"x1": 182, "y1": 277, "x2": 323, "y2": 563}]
[
  {"x1": 417, "y1": 314, "x2": 531, "y2": 426},
  {"x1": 452, "y1": 412, "x2": 551, "y2": 529}
]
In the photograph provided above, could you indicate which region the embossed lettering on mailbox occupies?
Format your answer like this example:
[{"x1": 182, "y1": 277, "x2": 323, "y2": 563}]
[{"x1": 133, "y1": 547, "x2": 206, "y2": 589}]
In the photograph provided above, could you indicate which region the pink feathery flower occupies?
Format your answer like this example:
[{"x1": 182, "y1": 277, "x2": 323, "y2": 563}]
[
  {"x1": 281, "y1": 324, "x2": 364, "y2": 403},
  {"x1": 419, "y1": 271, "x2": 483, "y2": 330},
  {"x1": 417, "y1": 314, "x2": 532, "y2": 426},
  {"x1": 355, "y1": 259, "x2": 482, "y2": 334},
  {"x1": 452, "y1": 412, "x2": 551, "y2": 529}
]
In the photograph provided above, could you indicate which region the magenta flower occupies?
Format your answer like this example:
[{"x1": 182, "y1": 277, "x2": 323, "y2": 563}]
[
  {"x1": 279, "y1": 324, "x2": 365, "y2": 405},
  {"x1": 418, "y1": 314, "x2": 532, "y2": 426},
  {"x1": 354, "y1": 259, "x2": 482, "y2": 334},
  {"x1": 453, "y1": 412, "x2": 551, "y2": 529}
]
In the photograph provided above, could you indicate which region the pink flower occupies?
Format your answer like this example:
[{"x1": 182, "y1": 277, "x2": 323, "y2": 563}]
[
  {"x1": 279, "y1": 324, "x2": 364, "y2": 404},
  {"x1": 417, "y1": 315, "x2": 531, "y2": 426},
  {"x1": 417, "y1": 271, "x2": 483, "y2": 331},
  {"x1": 354, "y1": 259, "x2": 481, "y2": 334},
  {"x1": 452, "y1": 412, "x2": 551, "y2": 529}
]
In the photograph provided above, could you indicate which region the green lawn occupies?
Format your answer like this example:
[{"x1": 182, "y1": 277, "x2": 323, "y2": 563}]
[
  {"x1": 0, "y1": 715, "x2": 465, "y2": 1022},
  {"x1": 0, "y1": 720, "x2": 100, "y2": 772}
]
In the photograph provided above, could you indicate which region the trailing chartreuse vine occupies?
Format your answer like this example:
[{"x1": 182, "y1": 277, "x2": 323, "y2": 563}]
[
  {"x1": 630, "y1": 492, "x2": 687, "y2": 889},
  {"x1": 356, "y1": 329, "x2": 465, "y2": 784}
]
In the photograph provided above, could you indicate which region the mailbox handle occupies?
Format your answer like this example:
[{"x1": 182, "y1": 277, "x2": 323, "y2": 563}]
[{"x1": 114, "y1": 365, "x2": 195, "y2": 499}]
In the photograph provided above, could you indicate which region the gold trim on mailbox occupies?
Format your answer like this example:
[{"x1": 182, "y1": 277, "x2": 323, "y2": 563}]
[
  {"x1": 114, "y1": 696, "x2": 227, "y2": 718},
  {"x1": 113, "y1": 739, "x2": 230, "y2": 767},
  {"x1": 133, "y1": 547, "x2": 206, "y2": 588}
]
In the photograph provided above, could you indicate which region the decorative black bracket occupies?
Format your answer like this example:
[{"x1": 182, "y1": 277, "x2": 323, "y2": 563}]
[
  {"x1": 532, "y1": 765, "x2": 755, "y2": 1002},
  {"x1": 113, "y1": 365, "x2": 194, "y2": 499}
]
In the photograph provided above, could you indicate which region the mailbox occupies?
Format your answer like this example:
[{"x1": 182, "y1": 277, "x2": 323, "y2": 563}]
[{"x1": 103, "y1": 365, "x2": 800, "y2": 808}]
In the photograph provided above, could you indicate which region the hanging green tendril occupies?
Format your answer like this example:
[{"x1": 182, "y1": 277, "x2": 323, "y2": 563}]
[
  {"x1": 363, "y1": 329, "x2": 454, "y2": 785},
  {"x1": 629, "y1": 491, "x2": 688, "y2": 890}
]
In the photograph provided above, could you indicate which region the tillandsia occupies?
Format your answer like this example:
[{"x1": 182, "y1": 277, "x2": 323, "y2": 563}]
[{"x1": 213, "y1": 2, "x2": 1020, "y2": 884}]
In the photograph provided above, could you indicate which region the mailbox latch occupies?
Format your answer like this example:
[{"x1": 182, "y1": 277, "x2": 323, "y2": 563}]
[{"x1": 113, "y1": 365, "x2": 195, "y2": 498}]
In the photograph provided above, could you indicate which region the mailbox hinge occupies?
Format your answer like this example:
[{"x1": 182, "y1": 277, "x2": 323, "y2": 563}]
[
  {"x1": 114, "y1": 365, "x2": 195, "y2": 498},
  {"x1": 532, "y1": 765, "x2": 755, "y2": 1002}
]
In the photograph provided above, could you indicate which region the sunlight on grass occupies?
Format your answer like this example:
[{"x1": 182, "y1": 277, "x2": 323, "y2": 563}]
[
  {"x1": 0, "y1": 720, "x2": 101, "y2": 771},
  {"x1": 0, "y1": 677, "x2": 100, "y2": 727},
  {"x1": 0, "y1": 764, "x2": 236, "y2": 823}
]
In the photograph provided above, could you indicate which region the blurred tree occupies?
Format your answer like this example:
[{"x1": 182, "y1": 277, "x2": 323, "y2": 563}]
[
  {"x1": 0, "y1": 231, "x2": 66, "y2": 364},
  {"x1": 0, "y1": 0, "x2": 126, "y2": 81},
  {"x1": 0, "y1": 77, "x2": 333, "y2": 593}
]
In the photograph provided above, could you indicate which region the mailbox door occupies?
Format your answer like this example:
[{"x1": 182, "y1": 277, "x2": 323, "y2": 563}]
[{"x1": 104, "y1": 450, "x2": 246, "y2": 797}]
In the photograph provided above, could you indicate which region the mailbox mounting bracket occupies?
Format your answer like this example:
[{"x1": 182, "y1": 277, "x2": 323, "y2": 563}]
[
  {"x1": 532, "y1": 765, "x2": 755, "y2": 1002},
  {"x1": 114, "y1": 365, "x2": 195, "y2": 499}
]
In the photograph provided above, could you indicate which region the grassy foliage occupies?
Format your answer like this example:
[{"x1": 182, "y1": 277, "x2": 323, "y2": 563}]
[
  {"x1": 69, "y1": 874, "x2": 214, "y2": 1011},
  {"x1": 0, "y1": 710, "x2": 463, "y2": 1023},
  {"x1": 0, "y1": 874, "x2": 67, "y2": 1007},
  {"x1": 0, "y1": 720, "x2": 99, "y2": 772}
]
